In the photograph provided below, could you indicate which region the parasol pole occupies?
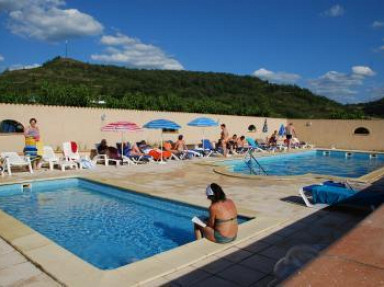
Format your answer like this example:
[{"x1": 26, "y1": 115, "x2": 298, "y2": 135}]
[
  {"x1": 159, "y1": 129, "x2": 166, "y2": 164},
  {"x1": 202, "y1": 127, "x2": 205, "y2": 150},
  {"x1": 121, "y1": 131, "x2": 124, "y2": 159}
]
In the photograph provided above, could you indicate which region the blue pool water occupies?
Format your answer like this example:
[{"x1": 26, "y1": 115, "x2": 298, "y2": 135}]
[
  {"x1": 0, "y1": 178, "x2": 248, "y2": 270},
  {"x1": 218, "y1": 150, "x2": 384, "y2": 178}
]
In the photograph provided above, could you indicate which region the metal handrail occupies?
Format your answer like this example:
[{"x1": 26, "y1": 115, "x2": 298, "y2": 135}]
[{"x1": 244, "y1": 149, "x2": 268, "y2": 175}]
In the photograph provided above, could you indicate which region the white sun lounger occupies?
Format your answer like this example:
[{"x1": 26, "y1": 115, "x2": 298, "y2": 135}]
[
  {"x1": 299, "y1": 188, "x2": 329, "y2": 209},
  {"x1": 42, "y1": 146, "x2": 78, "y2": 171},
  {"x1": 93, "y1": 144, "x2": 121, "y2": 166},
  {"x1": 0, "y1": 152, "x2": 33, "y2": 176}
]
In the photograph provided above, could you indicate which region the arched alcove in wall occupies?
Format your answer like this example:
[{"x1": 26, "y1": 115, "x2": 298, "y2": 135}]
[
  {"x1": 353, "y1": 127, "x2": 370, "y2": 136},
  {"x1": 0, "y1": 119, "x2": 24, "y2": 134}
]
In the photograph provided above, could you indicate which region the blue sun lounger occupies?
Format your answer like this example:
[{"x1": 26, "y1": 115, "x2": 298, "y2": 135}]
[
  {"x1": 299, "y1": 182, "x2": 357, "y2": 208},
  {"x1": 301, "y1": 180, "x2": 384, "y2": 209},
  {"x1": 246, "y1": 138, "x2": 266, "y2": 152},
  {"x1": 194, "y1": 139, "x2": 222, "y2": 157}
]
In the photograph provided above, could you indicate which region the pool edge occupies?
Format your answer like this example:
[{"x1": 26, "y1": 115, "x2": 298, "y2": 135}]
[
  {"x1": 213, "y1": 149, "x2": 384, "y2": 183},
  {"x1": 0, "y1": 177, "x2": 285, "y2": 286}
]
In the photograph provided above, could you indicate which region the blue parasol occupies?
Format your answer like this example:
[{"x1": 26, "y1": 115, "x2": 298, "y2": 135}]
[
  {"x1": 187, "y1": 117, "x2": 218, "y2": 150},
  {"x1": 187, "y1": 117, "x2": 218, "y2": 127},
  {"x1": 262, "y1": 119, "x2": 268, "y2": 133},
  {"x1": 143, "y1": 119, "x2": 181, "y2": 163},
  {"x1": 278, "y1": 124, "x2": 285, "y2": 137},
  {"x1": 143, "y1": 119, "x2": 181, "y2": 130}
]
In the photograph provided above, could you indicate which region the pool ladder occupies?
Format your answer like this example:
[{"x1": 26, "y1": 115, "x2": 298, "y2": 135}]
[
  {"x1": 21, "y1": 183, "x2": 32, "y2": 193},
  {"x1": 370, "y1": 153, "x2": 378, "y2": 159},
  {"x1": 244, "y1": 150, "x2": 268, "y2": 175}
]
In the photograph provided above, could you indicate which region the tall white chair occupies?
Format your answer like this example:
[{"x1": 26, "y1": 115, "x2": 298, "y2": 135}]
[{"x1": 42, "y1": 146, "x2": 78, "y2": 171}]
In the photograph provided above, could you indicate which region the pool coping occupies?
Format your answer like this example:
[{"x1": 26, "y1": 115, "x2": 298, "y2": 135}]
[
  {"x1": 0, "y1": 176, "x2": 287, "y2": 287},
  {"x1": 211, "y1": 149, "x2": 384, "y2": 183}
]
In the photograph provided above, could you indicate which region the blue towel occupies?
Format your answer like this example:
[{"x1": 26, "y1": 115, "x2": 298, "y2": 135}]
[
  {"x1": 24, "y1": 145, "x2": 39, "y2": 161},
  {"x1": 323, "y1": 180, "x2": 348, "y2": 188},
  {"x1": 304, "y1": 185, "x2": 356, "y2": 205}
]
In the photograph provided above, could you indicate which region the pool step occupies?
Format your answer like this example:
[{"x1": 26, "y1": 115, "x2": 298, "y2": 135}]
[
  {"x1": 370, "y1": 153, "x2": 378, "y2": 159},
  {"x1": 21, "y1": 183, "x2": 32, "y2": 193},
  {"x1": 345, "y1": 152, "x2": 353, "y2": 158}
]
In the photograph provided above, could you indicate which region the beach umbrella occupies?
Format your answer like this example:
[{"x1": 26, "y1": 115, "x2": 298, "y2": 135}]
[
  {"x1": 262, "y1": 119, "x2": 268, "y2": 133},
  {"x1": 101, "y1": 121, "x2": 141, "y2": 157},
  {"x1": 278, "y1": 124, "x2": 285, "y2": 137},
  {"x1": 187, "y1": 117, "x2": 218, "y2": 150},
  {"x1": 143, "y1": 119, "x2": 181, "y2": 163}
]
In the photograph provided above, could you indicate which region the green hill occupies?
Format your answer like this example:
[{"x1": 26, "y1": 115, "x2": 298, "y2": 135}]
[
  {"x1": 349, "y1": 98, "x2": 384, "y2": 119},
  {"x1": 0, "y1": 57, "x2": 369, "y2": 118}
]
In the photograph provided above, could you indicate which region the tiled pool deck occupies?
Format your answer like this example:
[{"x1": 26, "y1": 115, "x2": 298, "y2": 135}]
[{"x1": 0, "y1": 152, "x2": 383, "y2": 286}]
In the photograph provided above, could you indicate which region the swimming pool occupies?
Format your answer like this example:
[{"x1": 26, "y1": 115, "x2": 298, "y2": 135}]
[
  {"x1": 217, "y1": 150, "x2": 384, "y2": 178},
  {"x1": 0, "y1": 178, "x2": 248, "y2": 270}
]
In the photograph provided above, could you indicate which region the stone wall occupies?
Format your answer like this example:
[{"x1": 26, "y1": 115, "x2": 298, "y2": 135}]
[
  {"x1": 1, "y1": 104, "x2": 383, "y2": 153},
  {"x1": 291, "y1": 119, "x2": 384, "y2": 151},
  {"x1": 0, "y1": 104, "x2": 286, "y2": 152}
]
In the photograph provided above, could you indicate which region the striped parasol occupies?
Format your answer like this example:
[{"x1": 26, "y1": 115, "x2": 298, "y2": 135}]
[
  {"x1": 101, "y1": 121, "x2": 141, "y2": 132},
  {"x1": 101, "y1": 121, "x2": 141, "y2": 157}
]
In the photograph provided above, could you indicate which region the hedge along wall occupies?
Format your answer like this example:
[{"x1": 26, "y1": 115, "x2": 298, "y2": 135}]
[
  {"x1": 291, "y1": 119, "x2": 384, "y2": 151},
  {"x1": 0, "y1": 104, "x2": 286, "y2": 153}
]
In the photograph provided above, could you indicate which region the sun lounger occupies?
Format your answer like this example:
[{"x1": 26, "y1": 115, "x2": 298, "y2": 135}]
[
  {"x1": 0, "y1": 152, "x2": 33, "y2": 175},
  {"x1": 194, "y1": 139, "x2": 222, "y2": 157},
  {"x1": 63, "y1": 141, "x2": 90, "y2": 169},
  {"x1": 63, "y1": 141, "x2": 81, "y2": 161},
  {"x1": 42, "y1": 146, "x2": 78, "y2": 171},
  {"x1": 179, "y1": 150, "x2": 203, "y2": 159},
  {"x1": 162, "y1": 141, "x2": 202, "y2": 160},
  {"x1": 299, "y1": 183, "x2": 358, "y2": 208},
  {"x1": 93, "y1": 144, "x2": 121, "y2": 166},
  {"x1": 246, "y1": 138, "x2": 267, "y2": 152}
]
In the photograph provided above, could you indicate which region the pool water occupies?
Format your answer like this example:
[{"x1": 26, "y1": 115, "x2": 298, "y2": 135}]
[
  {"x1": 0, "y1": 179, "x2": 248, "y2": 270},
  {"x1": 218, "y1": 150, "x2": 384, "y2": 178}
]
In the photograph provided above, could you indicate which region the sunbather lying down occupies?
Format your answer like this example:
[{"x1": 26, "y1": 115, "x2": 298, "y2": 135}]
[{"x1": 148, "y1": 149, "x2": 172, "y2": 161}]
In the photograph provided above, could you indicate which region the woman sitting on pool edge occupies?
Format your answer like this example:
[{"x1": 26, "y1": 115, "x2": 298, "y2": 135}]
[{"x1": 194, "y1": 183, "x2": 238, "y2": 243}]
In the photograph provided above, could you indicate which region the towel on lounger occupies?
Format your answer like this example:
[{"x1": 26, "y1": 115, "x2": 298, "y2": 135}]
[{"x1": 71, "y1": 141, "x2": 78, "y2": 153}]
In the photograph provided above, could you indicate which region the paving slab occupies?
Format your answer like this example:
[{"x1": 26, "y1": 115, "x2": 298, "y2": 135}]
[{"x1": 0, "y1": 156, "x2": 379, "y2": 286}]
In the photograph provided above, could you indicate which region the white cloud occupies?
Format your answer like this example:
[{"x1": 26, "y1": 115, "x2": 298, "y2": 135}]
[
  {"x1": 322, "y1": 4, "x2": 345, "y2": 17},
  {"x1": 372, "y1": 21, "x2": 384, "y2": 29},
  {"x1": 0, "y1": 54, "x2": 4, "y2": 62},
  {"x1": 308, "y1": 66, "x2": 376, "y2": 103},
  {"x1": 252, "y1": 68, "x2": 301, "y2": 83},
  {"x1": 1, "y1": 0, "x2": 103, "y2": 42},
  {"x1": 91, "y1": 33, "x2": 184, "y2": 70},
  {"x1": 9, "y1": 63, "x2": 41, "y2": 71},
  {"x1": 352, "y1": 66, "x2": 375, "y2": 77},
  {"x1": 0, "y1": 0, "x2": 28, "y2": 12}
]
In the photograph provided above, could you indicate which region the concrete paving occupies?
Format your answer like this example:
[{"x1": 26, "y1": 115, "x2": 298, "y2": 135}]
[{"x1": 0, "y1": 154, "x2": 377, "y2": 286}]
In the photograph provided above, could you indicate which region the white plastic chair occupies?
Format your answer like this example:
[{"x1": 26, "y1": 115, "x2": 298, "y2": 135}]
[
  {"x1": 42, "y1": 146, "x2": 78, "y2": 171},
  {"x1": 93, "y1": 144, "x2": 121, "y2": 166},
  {"x1": 0, "y1": 152, "x2": 33, "y2": 175},
  {"x1": 62, "y1": 141, "x2": 81, "y2": 161}
]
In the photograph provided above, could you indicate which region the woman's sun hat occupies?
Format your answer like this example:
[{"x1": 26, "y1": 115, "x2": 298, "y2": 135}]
[{"x1": 206, "y1": 184, "x2": 214, "y2": 196}]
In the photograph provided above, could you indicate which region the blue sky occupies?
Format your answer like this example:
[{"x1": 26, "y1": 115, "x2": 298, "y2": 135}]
[{"x1": 0, "y1": 0, "x2": 383, "y2": 104}]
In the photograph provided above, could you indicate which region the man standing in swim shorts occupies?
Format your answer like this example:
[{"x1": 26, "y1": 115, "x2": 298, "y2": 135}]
[{"x1": 285, "y1": 123, "x2": 297, "y2": 151}]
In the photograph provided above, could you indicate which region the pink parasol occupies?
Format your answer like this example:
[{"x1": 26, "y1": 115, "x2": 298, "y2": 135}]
[{"x1": 101, "y1": 121, "x2": 141, "y2": 157}]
